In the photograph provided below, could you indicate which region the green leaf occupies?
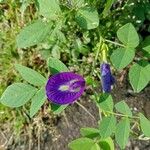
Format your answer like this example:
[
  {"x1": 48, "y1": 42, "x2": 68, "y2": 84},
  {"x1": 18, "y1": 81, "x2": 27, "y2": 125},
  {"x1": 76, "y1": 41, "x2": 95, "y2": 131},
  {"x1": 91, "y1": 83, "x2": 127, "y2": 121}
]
[
  {"x1": 99, "y1": 115, "x2": 116, "y2": 138},
  {"x1": 143, "y1": 45, "x2": 150, "y2": 57},
  {"x1": 47, "y1": 57, "x2": 69, "y2": 74},
  {"x1": 80, "y1": 127, "x2": 100, "y2": 138},
  {"x1": 68, "y1": 138, "x2": 97, "y2": 150},
  {"x1": 17, "y1": 20, "x2": 52, "y2": 48},
  {"x1": 38, "y1": 0, "x2": 61, "y2": 19},
  {"x1": 72, "y1": 0, "x2": 85, "y2": 8},
  {"x1": 15, "y1": 64, "x2": 47, "y2": 86},
  {"x1": 110, "y1": 48, "x2": 135, "y2": 70},
  {"x1": 115, "y1": 118, "x2": 130, "y2": 149},
  {"x1": 76, "y1": 6, "x2": 99, "y2": 30},
  {"x1": 91, "y1": 143, "x2": 101, "y2": 150},
  {"x1": 139, "y1": 113, "x2": 150, "y2": 137},
  {"x1": 98, "y1": 93, "x2": 114, "y2": 112},
  {"x1": 51, "y1": 45, "x2": 61, "y2": 59},
  {"x1": 143, "y1": 45, "x2": 150, "y2": 55},
  {"x1": 102, "y1": 0, "x2": 115, "y2": 17},
  {"x1": 51, "y1": 103, "x2": 68, "y2": 114},
  {"x1": 141, "y1": 36, "x2": 150, "y2": 47},
  {"x1": 117, "y1": 23, "x2": 139, "y2": 48},
  {"x1": 0, "y1": 83, "x2": 37, "y2": 107},
  {"x1": 99, "y1": 137, "x2": 114, "y2": 150},
  {"x1": 30, "y1": 87, "x2": 46, "y2": 118},
  {"x1": 115, "y1": 101, "x2": 132, "y2": 117},
  {"x1": 129, "y1": 60, "x2": 150, "y2": 93}
]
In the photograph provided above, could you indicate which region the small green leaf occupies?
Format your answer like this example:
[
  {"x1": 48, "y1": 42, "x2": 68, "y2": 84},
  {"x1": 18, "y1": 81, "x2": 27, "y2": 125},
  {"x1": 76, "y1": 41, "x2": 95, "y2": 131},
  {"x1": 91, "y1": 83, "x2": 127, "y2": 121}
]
[
  {"x1": 129, "y1": 60, "x2": 150, "y2": 92},
  {"x1": 38, "y1": 0, "x2": 61, "y2": 19},
  {"x1": 115, "y1": 118, "x2": 130, "y2": 149},
  {"x1": 0, "y1": 83, "x2": 37, "y2": 107},
  {"x1": 117, "y1": 23, "x2": 139, "y2": 48},
  {"x1": 17, "y1": 20, "x2": 52, "y2": 48},
  {"x1": 139, "y1": 113, "x2": 150, "y2": 137},
  {"x1": 102, "y1": 0, "x2": 115, "y2": 17},
  {"x1": 76, "y1": 6, "x2": 99, "y2": 30},
  {"x1": 51, "y1": 103, "x2": 68, "y2": 114},
  {"x1": 115, "y1": 101, "x2": 132, "y2": 117},
  {"x1": 47, "y1": 57, "x2": 69, "y2": 74},
  {"x1": 68, "y1": 138, "x2": 96, "y2": 150},
  {"x1": 110, "y1": 48, "x2": 135, "y2": 70},
  {"x1": 30, "y1": 87, "x2": 46, "y2": 118},
  {"x1": 143, "y1": 45, "x2": 150, "y2": 57},
  {"x1": 98, "y1": 93, "x2": 114, "y2": 112},
  {"x1": 80, "y1": 127, "x2": 100, "y2": 138},
  {"x1": 99, "y1": 115, "x2": 116, "y2": 138},
  {"x1": 15, "y1": 64, "x2": 46, "y2": 86},
  {"x1": 143, "y1": 45, "x2": 150, "y2": 54},
  {"x1": 99, "y1": 137, "x2": 114, "y2": 150}
]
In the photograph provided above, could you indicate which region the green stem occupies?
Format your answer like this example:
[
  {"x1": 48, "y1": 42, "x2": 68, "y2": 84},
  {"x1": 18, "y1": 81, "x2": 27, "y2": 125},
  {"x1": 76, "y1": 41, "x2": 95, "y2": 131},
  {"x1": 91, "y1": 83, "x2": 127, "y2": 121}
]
[
  {"x1": 105, "y1": 110, "x2": 139, "y2": 119},
  {"x1": 93, "y1": 37, "x2": 103, "y2": 69},
  {"x1": 105, "y1": 39, "x2": 125, "y2": 47}
]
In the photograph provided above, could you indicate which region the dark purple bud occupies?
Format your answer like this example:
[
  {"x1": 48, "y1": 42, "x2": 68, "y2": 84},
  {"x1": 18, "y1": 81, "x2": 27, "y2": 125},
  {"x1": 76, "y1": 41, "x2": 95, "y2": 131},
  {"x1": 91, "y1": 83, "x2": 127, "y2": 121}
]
[
  {"x1": 45, "y1": 72, "x2": 85, "y2": 105},
  {"x1": 100, "y1": 63, "x2": 115, "y2": 92}
]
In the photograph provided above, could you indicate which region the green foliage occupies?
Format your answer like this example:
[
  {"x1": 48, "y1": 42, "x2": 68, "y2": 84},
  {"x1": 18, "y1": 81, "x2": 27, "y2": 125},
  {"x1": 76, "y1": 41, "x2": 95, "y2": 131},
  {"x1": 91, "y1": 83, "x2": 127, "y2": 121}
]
[
  {"x1": 80, "y1": 127, "x2": 100, "y2": 138},
  {"x1": 139, "y1": 113, "x2": 150, "y2": 137},
  {"x1": 0, "y1": 83, "x2": 37, "y2": 107},
  {"x1": 98, "y1": 94, "x2": 114, "y2": 112},
  {"x1": 38, "y1": 0, "x2": 61, "y2": 20},
  {"x1": 98, "y1": 137, "x2": 114, "y2": 150},
  {"x1": 102, "y1": 0, "x2": 115, "y2": 17},
  {"x1": 47, "y1": 57, "x2": 69, "y2": 74},
  {"x1": 68, "y1": 138, "x2": 100, "y2": 150},
  {"x1": 99, "y1": 115, "x2": 116, "y2": 138},
  {"x1": 75, "y1": 6, "x2": 99, "y2": 30},
  {"x1": 129, "y1": 60, "x2": 150, "y2": 92},
  {"x1": 1, "y1": 0, "x2": 150, "y2": 149},
  {"x1": 15, "y1": 64, "x2": 47, "y2": 86},
  {"x1": 115, "y1": 118, "x2": 130, "y2": 149},
  {"x1": 30, "y1": 87, "x2": 46, "y2": 117},
  {"x1": 117, "y1": 23, "x2": 139, "y2": 48},
  {"x1": 115, "y1": 101, "x2": 132, "y2": 117},
  {"x1": 51, "y1": 103, "x2": 68, "y2": 114},
  {"x1": 16, "y1": 20, "x2": 52, "y2": 48},
  {"x1": 110, "y1": 48, "x2": 135, "y2": 70},
  {"x1": 143, "y1": 45, "x2": 150, "y2": 55}
]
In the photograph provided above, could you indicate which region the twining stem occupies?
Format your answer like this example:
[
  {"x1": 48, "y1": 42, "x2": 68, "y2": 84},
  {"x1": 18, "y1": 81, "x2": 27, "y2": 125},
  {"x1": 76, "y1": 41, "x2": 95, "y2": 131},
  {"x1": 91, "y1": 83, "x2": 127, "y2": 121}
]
[
  {"x1": 105, "y1": 110, "x2": 139, "y2": 119},
  {"x1": 98, "y1": 108, "x2": 102, "y2": 121},
  {"x1": 92, "y1": 37, "x2": 102, "y2": 72},
  {"x1": 62, "y1": 111, "x2": 70, "y2": 127},
  {"x1": 76, "y1": 101, "x2": 96, "y2": 120},
  {"x1": 105, "y1": 39, "x2": 125, "y2": 47}
]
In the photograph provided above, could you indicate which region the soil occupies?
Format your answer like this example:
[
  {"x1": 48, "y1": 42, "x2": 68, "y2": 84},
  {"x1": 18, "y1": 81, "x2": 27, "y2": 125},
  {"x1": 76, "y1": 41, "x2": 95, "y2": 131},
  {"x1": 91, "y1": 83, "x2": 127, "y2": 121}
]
[{"x1": 0, "y1": 73, "x2": 150, "y2": 150}]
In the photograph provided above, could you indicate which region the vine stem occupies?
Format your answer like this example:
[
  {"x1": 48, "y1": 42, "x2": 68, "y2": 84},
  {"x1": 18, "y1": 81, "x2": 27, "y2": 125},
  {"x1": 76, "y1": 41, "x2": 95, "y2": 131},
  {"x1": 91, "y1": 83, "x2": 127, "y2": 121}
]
[
  {"x1": 92, "y1": 37, "x2": 102, "y2": 72},
  {"x1": 76, "y1": 101, "x2": 96, "y2": 120},
  {"x1": 138, "y1": 134, "x2": 150, "y2": 141},
  {"x1": 62, "y1": 111, "x2": 70, "y2": 127},
  {"x1": 105, "y1": 110, "x2": 139, "y2": 119},
  {"x1": 105, "y1": 39, "x2": 125, "y2": 47}
]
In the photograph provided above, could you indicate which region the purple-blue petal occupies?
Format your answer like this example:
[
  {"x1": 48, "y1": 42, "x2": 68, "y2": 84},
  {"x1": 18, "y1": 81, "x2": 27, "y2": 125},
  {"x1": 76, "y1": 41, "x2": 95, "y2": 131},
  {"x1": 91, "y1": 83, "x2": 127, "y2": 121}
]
[
  {"x1": 100, "y1": 63, "x2": 115, "y2": 93},
  {"x1": 45, "y1": 72, "x2": 85, "y2": 105}
]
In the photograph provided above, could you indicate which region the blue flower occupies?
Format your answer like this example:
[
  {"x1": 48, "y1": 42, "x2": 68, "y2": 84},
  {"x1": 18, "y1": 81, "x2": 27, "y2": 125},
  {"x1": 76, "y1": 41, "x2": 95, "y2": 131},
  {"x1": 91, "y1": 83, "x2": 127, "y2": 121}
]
[
  {"x1": 45, "y1": 72, "x2": 85, "y2": 105},
  {"x1": 100, "y1": 63, "x2": 115, "y2": 92}
]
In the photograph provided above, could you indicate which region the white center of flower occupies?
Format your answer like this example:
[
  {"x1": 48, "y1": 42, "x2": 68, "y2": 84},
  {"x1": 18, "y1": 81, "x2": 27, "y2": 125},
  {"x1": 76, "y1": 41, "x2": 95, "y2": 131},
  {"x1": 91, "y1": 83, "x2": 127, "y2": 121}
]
[{"x1": 59, "y1": 85, "x2": 70, "y2": 91}]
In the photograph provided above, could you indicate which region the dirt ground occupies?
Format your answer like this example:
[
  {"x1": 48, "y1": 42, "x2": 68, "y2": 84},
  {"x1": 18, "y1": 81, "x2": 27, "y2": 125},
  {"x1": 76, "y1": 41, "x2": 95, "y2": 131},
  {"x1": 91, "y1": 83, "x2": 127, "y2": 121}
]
[{"x1": 0, "y1": 73, "x2": 150, "y2": 150}]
